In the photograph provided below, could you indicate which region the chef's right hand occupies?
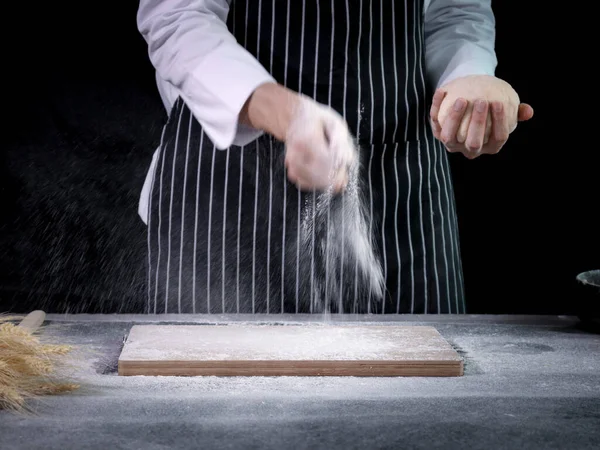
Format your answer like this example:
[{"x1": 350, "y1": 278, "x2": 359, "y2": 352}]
[{"x1": 240, "y1": 83, "x2": 356, "y2": 193}]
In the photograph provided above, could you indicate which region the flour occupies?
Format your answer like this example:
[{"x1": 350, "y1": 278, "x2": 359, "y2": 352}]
[
  {"x1": 300, "y1": 144, "x2": 385, "y2": 314},
  {"x1": 118, "y1": 325, "x2": 457, "y2": 362}
]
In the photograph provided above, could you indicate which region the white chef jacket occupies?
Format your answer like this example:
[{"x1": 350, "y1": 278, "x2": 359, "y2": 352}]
[{"x1": 136, "y1": 0, "x2": 498, "y2": 224}]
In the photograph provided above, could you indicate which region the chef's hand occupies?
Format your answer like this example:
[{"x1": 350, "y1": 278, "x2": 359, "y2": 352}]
[
  {"x1": 430, "y1": 75, "x2": 534, "y2": 159},
  {"x1": 240, "y1": 82, "x2": 356, "y2": 193}
]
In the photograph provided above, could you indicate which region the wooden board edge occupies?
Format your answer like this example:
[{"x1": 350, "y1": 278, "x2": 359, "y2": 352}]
[{"x1": 118, "y1": 359, "x2": 464, "y2": 377}]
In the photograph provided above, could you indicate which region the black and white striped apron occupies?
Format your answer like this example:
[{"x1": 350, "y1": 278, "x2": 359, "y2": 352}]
[{"x1": 146, "y1": 0, "x2": 466, "y2": 315}]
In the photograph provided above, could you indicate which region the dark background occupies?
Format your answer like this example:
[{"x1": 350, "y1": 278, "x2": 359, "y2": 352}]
[{"x1": 1, "y1": 2, "x2": 595, "y2": 315}]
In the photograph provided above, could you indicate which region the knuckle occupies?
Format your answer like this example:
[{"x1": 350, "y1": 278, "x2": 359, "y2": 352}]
[
  {"x1": 440, "y1": 132, "x2": 453, "y2": 144},
  {"x1": 466, "y1": 142, "x2": 481, "y2": 152},
  {"x1": 472, "y1": 115, "x2": 486, "y2": 125}
]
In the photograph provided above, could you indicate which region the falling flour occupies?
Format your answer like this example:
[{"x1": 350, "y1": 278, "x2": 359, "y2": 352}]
[{"x1": 300, "y1": 146, "x2": 385, "y2": 315}]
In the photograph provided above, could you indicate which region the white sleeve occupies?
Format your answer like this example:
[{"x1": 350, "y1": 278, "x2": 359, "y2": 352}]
[
  {"x1": 423, "y1": 0, "x2": 498, "y2": 90},
  {"x1": 137, "y1": 0, "x2": 276, "y2": 149}
]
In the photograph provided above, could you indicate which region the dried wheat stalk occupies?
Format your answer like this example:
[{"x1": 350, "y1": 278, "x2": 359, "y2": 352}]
[{"x1": 0, "y1": 315, "x2": 79, "y2": 412}]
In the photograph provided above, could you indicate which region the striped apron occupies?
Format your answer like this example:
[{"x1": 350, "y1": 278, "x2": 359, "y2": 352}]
[{"x1": 146, "y1": 0, "x2": 466, "y2": 315}]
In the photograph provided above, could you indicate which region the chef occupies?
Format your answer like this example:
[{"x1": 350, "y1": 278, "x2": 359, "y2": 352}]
[{"x1": 135, "y1": 0, "x2": 534, "y2": 315}]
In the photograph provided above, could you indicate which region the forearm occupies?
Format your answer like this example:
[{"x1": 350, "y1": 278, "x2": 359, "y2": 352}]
[
  {"x1": 424, "y1": 0, "x2": 498, "y2": 90},
  {"x1": 239, "y1": 83, "x2": 300, "y2": 143}
]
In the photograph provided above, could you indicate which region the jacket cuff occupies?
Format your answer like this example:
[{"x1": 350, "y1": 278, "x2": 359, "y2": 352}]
[
  {"x1": 183, "y1": 45, "x2": 276, "y2": 149},
  {"x1": 436, "y1": 45, "x2": 497, "y2": 89}
]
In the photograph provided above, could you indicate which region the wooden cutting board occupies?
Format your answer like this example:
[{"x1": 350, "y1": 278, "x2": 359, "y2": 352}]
[{"x1": 118, "y1": 324, "x2": 463, "y2": 377}]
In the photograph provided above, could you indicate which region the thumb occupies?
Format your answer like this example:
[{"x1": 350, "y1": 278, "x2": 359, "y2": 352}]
[{"x1": 518, "y1": 103, "x2": 534, "y2": 122}]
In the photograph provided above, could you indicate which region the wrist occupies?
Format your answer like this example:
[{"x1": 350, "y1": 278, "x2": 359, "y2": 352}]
[{"x1": 240, "y1": 82, "x2": 299, "y2": 141}]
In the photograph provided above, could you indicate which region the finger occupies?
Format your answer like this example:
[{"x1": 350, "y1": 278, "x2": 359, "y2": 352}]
[
  {"x1": 456, "y1": 108, "x2": 472, "y2": 144},
  {"x1": 285, "y1": 160, "x2": 302, "y2": 188},
  {"x1": 483, "y1": 111, "x2": 492, "y2": 144},
  {"x1": 443, "y1": 143, "x2": 462, "y2": 154},
  {"x1": 431, "y1": 116, "x2": 443, "y2": 139},
  {"x1": 292, "y1": 123, "x2": 333, "y2": 178},
  {"x1": 464, "y1": 99, "x2": 489, "y2": 155},
  {"x1": 484, "y1": 101, "x2": 509, "y2": 154},
  {"x1": 518, "y1": 103, "x2": 534, "y2": 122},
  {"x1": 285, "y1": 146, "x2": 321, "y2": 189},
  {"x1": 440, "y1": 98, "x2": 467, "y2": 145},
  {"x1": 294, "y1": 159, "x2": 330, "y2": 190},
  {"x1": 289, "y1": 169, "x2": 328, "y2": 191},
  {"x1": 322, "y1": 115, "x2": 357, "y2": 170},
  {"x1": 429, "y1": 89, "x2": 447, "y2": 129}
]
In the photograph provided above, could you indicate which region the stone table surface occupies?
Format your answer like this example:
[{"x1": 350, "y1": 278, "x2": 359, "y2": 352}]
[{"x1": 1, "y1": 314, "x2": 599, "y2": 450}]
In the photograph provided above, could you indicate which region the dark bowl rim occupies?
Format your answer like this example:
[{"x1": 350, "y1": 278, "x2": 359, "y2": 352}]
[{"x1": 576, "y1": 269, "x2": 600, "y2": 288}]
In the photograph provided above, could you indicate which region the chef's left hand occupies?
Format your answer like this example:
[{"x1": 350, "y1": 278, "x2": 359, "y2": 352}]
[{"x1": 430, "y1": 75, "x2": 534, "y2": 159}]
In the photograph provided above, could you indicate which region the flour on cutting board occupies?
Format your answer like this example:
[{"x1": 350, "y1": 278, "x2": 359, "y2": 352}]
[{"x1": 118, "y1": 325, "x2": 460, "y2": 362}]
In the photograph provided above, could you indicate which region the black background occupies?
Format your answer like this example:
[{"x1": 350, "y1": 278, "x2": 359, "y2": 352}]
[{"x1": 1, "y1": 1, "x2": 595, "y2": 314}]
